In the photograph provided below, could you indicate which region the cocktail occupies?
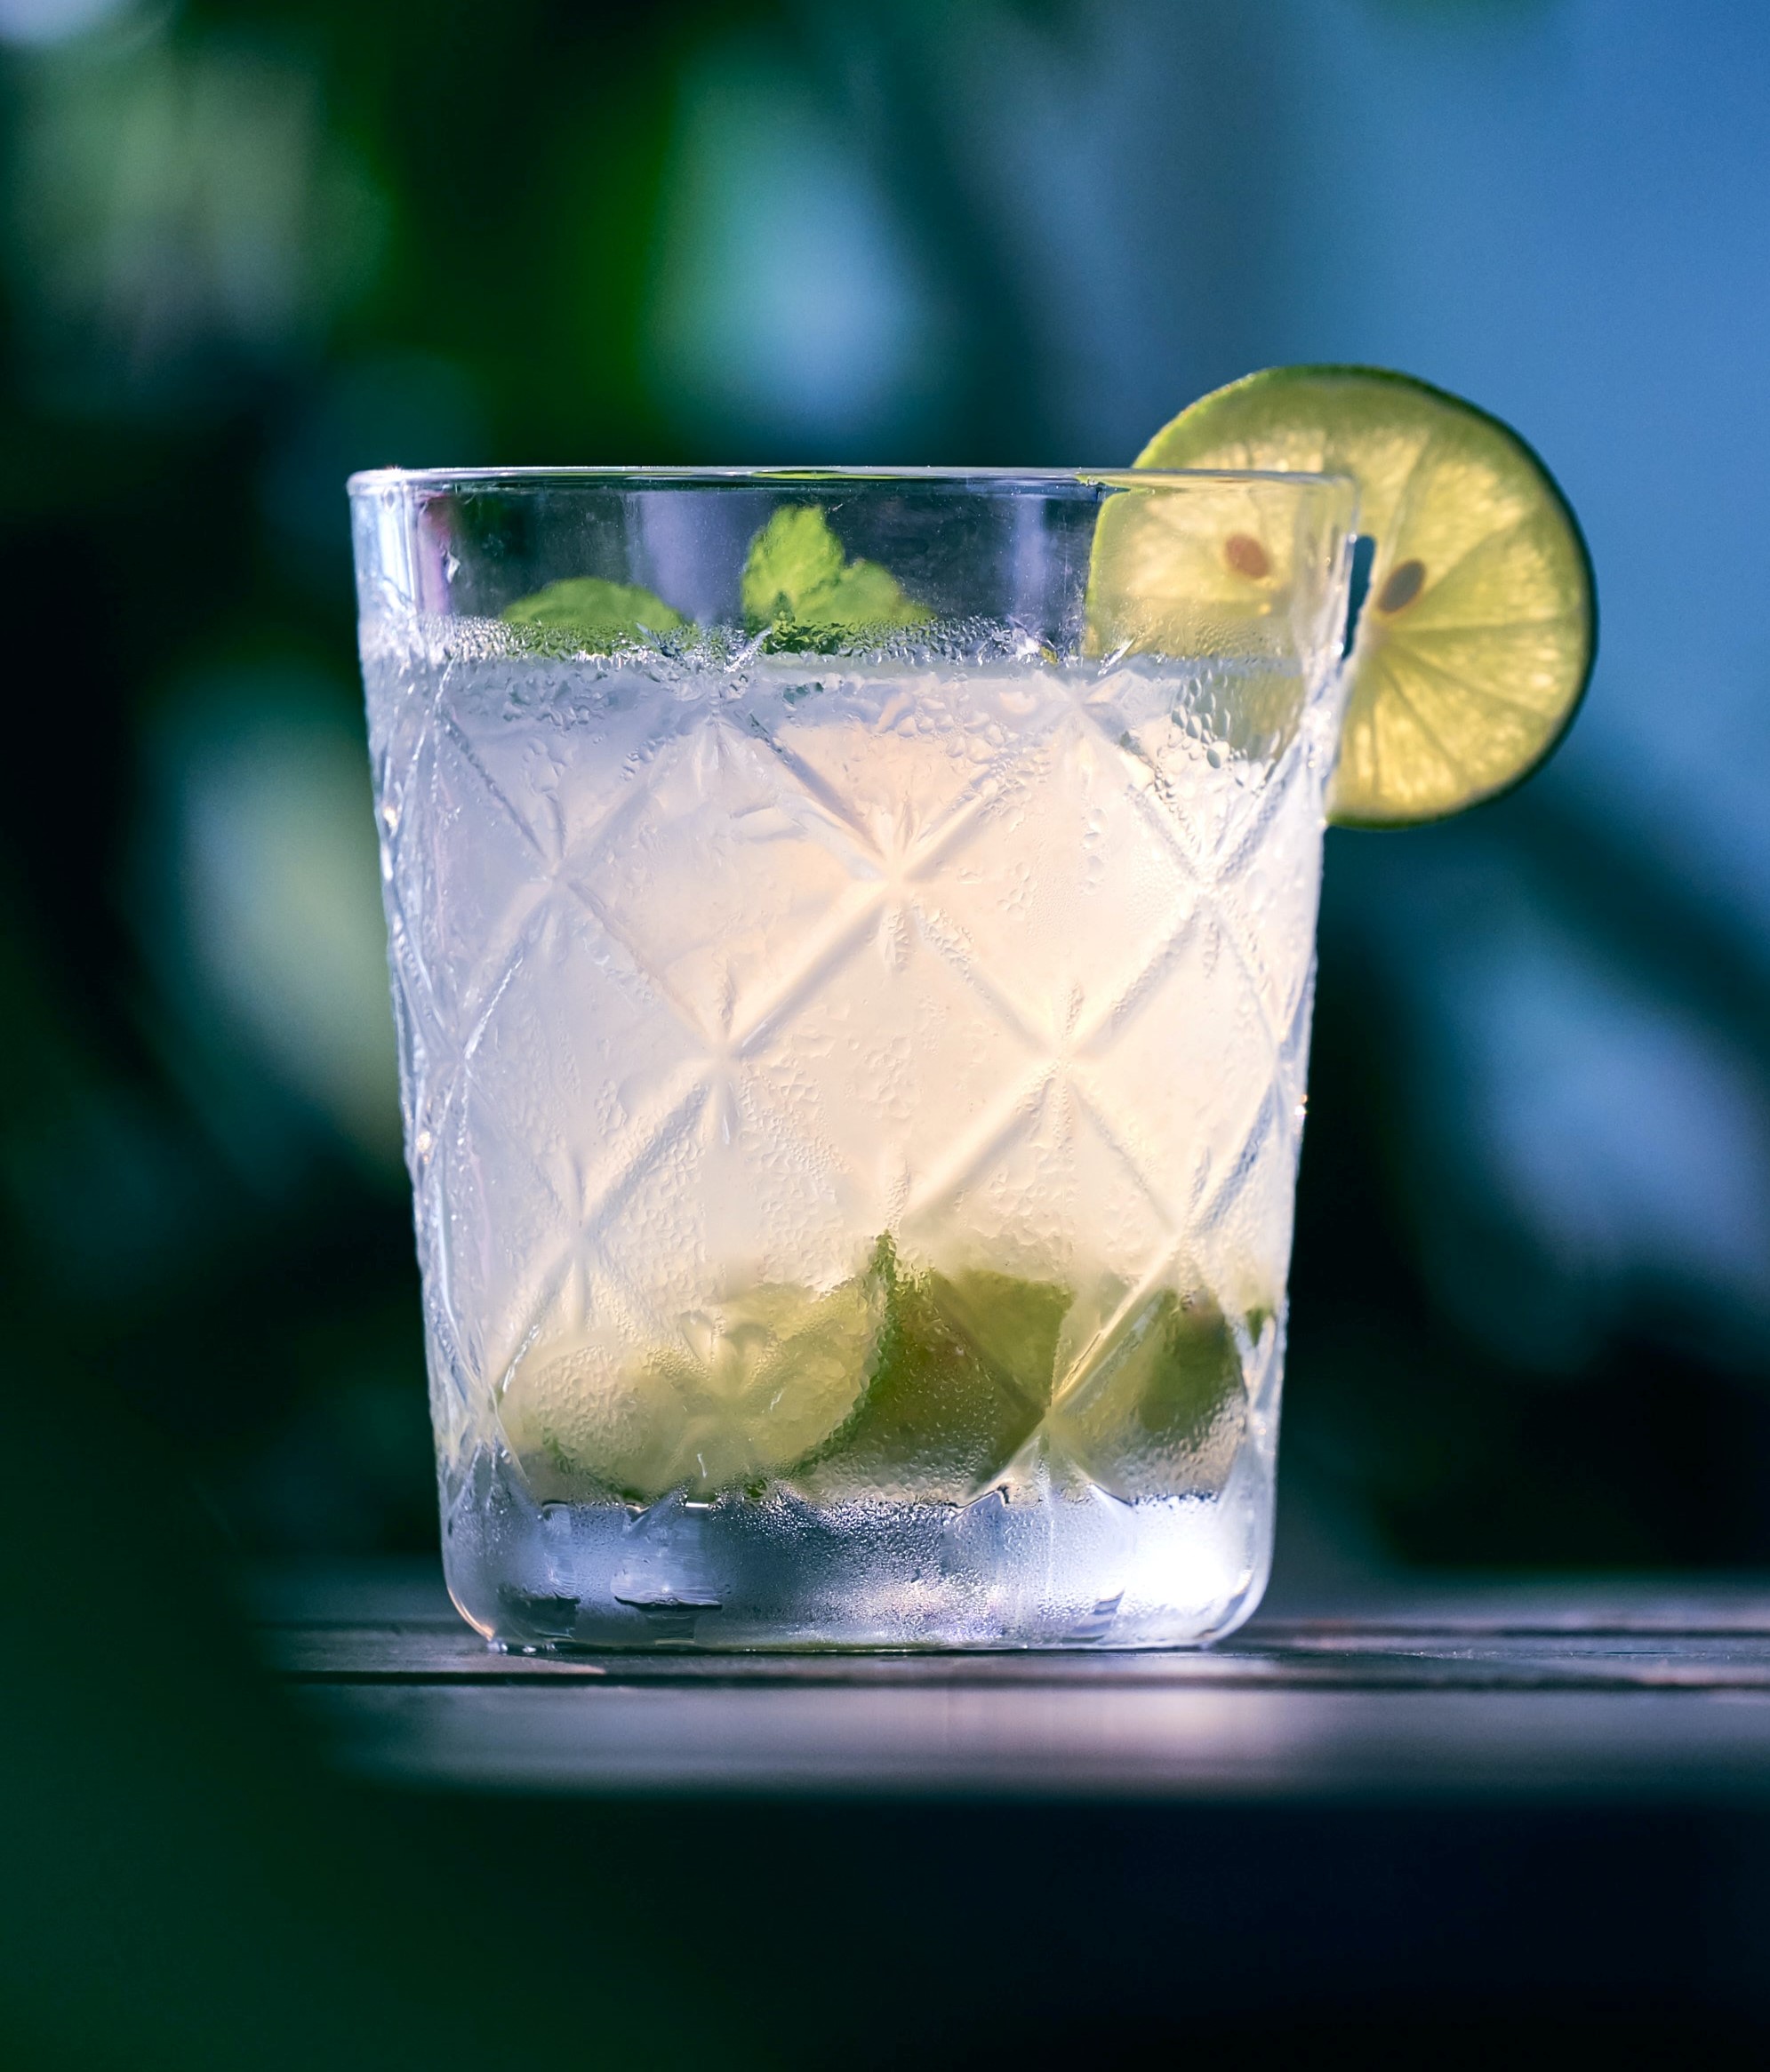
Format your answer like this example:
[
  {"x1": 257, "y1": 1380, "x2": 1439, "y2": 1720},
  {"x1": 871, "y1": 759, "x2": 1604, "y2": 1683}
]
[{"x1": 350, "y1": 370, "x2": 1592, "y2": 1648}]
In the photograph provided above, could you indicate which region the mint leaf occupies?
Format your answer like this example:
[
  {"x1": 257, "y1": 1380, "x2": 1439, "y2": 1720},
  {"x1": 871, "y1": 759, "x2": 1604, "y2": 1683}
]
[
  {"x1": 741, "y1": 507, "x2": 845, "y2": 619},
  {"x1": 741, "y1": 507, "x2": 933, "y2": 636},
  {"x1": 501, "y1": 575, "x2": 686, "y2": 651}
]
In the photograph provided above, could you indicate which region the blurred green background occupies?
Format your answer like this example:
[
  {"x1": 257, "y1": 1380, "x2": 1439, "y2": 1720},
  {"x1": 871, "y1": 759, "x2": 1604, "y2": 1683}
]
[
  {"x1": 4, "y1": 0, "x2": 1770, "y2": 1588},
  {"x1": 8, "y1": 4, "x2": 1770, "y2": 2065}
]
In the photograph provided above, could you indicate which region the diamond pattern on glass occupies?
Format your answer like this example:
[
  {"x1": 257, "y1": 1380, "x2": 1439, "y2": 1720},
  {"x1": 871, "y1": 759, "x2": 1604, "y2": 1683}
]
[
  {"x1": 917, "y1": 706, "x2": 1193, "y2": 1050},
  {"x1": 565, "y1": 715, "x2": 874, "y2": 1048},
  {"x1": 901, "y1": 1068, "x2": 1184, "y2": 1288},
  {"x1": 402, "y1": 716, "x2": 555, "y2": 1028},
  {"x1": 378, "y1": 644, "x2": 1329, "y2": 1505},
  {"x1": 749, "y1": 901, "x2": 1044, "y2": 1239}
]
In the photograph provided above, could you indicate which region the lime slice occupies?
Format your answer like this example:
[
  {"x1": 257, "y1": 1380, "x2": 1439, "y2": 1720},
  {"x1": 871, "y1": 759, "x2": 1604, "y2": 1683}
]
[
  {"x1": 1044, "y1": 1290, "x2": 1248, "y2": 1502},
  {"x1": 788, "y1": 1239, "x2": 1066, "y2": 1505},
  {"x1": 501, "y1": 576, "x2": 686, "y2": 652},
  {"x1": 741, "y1": 507, "x2": 933, "y2": 641},
  {"x1": 504, "y1": 1276, "x2": 880, "y2": 1503},
  {"x1": 1132, "y1": 366, "x2": 1596, "y2": 826}
]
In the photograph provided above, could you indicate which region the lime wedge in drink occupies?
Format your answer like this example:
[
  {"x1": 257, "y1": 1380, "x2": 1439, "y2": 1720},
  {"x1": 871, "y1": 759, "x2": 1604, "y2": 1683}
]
[
  {"x1": 1044, "y1": 1289, "x2": 1249, "y2": 1502},
  {"x1": 1108, "y1": 365, "x2": 1596, "y2": 826},
  {"x1": 788, "y1": 1239, "x2": 1068, "y2": 1505},
  {"x1": 504, "y1": 1276, "x2": 880, "y2": 1503}
]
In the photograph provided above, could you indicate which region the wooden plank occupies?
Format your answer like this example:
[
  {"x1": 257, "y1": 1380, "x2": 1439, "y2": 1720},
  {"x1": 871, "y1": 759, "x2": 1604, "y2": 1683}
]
[
  {"x1": 270, "y1": 1619, "x2": 1770, "y2": 1691},
  {"x1": 256, "y1": 1564, "x2": 1770, "y2": 1801},
  {"x1": 295, "y1": 1679, "x2": 1770, "y2": 1803}
]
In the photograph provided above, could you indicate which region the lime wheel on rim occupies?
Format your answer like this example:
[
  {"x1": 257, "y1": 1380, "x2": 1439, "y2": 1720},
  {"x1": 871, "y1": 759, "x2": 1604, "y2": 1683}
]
[{"x1": 1133, "y1": 365, "x2": 1596, "y2": 827}]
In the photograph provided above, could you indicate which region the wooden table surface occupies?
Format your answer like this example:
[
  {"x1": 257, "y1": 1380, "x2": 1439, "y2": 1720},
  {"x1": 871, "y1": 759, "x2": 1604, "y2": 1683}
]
[{"x1": 259, "y1": 1566, "x2": 1770, "y2": 1802}]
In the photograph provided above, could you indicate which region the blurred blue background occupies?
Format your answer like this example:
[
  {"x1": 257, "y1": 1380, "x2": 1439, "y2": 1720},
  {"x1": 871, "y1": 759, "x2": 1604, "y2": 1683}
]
[{"x1": 4, "y1": 0, "x2": 1770, "y2": 1579}]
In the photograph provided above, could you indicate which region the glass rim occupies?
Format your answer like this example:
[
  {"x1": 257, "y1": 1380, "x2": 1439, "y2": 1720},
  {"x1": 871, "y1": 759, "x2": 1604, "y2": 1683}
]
[{"x1": 346, "y1": 462, "x2": 1355, "y2": 498}]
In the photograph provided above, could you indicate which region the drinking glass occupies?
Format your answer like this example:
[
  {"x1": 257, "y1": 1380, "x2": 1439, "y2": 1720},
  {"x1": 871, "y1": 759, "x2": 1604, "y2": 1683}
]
[{"x1": 349, "y1": 467, "x2": 1355, "y2": 1647}]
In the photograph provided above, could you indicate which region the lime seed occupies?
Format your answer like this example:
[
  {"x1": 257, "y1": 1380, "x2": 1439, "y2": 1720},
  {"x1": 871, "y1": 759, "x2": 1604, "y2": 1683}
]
[
  {"x1": 1224, "y1": 533, "x2": 1270, "y2": 580},
  {"x1": 1375, "y1": 558, "x2": 1426, "y2": 614}
]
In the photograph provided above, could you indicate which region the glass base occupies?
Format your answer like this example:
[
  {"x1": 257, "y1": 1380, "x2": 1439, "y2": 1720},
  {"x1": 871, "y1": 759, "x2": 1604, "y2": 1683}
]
[{"x1": 442, "y1": 1446, "x2": 1273, "y2": 1650}]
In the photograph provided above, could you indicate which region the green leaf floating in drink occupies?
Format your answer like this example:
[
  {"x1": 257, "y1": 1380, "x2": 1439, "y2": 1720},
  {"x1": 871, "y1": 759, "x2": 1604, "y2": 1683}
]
[
  {"x1": 741, "y1": 507, "x2": 933, "y2": 645},
  {"x1": 500, "y1": 575, "x2": 687, "y2": 655},
  {"x1": 494, "y1": 512, "x2": 929, "y2": 657}
]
